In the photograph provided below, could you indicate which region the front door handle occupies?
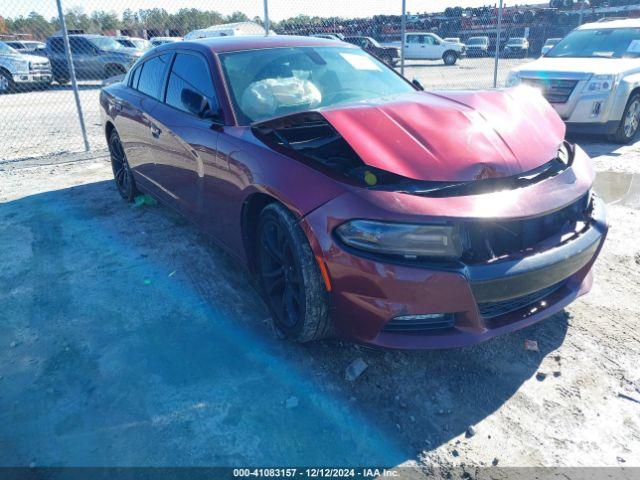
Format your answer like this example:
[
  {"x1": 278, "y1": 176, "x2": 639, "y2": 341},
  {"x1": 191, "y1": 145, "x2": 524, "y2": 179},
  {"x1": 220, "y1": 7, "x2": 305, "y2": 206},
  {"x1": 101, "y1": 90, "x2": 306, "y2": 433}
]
[{"x1": 150, "y1": 125, "x2": 162, "y2": 138}]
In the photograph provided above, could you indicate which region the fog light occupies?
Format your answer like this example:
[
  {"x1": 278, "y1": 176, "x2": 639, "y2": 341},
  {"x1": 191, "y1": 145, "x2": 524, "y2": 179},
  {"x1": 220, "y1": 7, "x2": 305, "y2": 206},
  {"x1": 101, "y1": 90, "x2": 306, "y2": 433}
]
[
  {"x1": 384, "y1": 313, "x2": 455, "y2": 333},
  {"x1": 591, "y1": 101, "x2": 602, "y2": 117}
]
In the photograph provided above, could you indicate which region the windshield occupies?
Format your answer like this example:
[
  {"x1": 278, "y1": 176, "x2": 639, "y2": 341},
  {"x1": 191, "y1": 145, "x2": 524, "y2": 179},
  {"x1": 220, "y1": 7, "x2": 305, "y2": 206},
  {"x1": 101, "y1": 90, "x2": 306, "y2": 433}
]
[
  {"x1": 132, "y1": 39, "x2": 150, "y2": 49},
  {"x1": 220, "y1": 46, "x2": 415, "y2": 124},
  {"x1": 0, "y1": 42, "x2": 17, "y2": 54},
  {"x1": 544, "y1": 38, "x2": 560, "y2": 46},
  {"x1": 89, "y1": 37, "x2": 123, "y2": 51},
  {"x1": 468, "y1": 37, "x2": 487, "y2": 45},
  {"x1": 546, "y1": 27, "x2": 640, "y2": 58}
]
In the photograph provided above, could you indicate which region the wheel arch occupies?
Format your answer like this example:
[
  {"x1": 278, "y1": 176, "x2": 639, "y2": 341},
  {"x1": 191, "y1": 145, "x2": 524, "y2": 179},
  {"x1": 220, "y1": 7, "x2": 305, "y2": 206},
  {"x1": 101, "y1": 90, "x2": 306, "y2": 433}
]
[
  {"x1": 105, "y1": 120, "x2": 116, "y2": 144},
  {"x1": 241, "y1": 192, "x2": 282, "y2": 273}
]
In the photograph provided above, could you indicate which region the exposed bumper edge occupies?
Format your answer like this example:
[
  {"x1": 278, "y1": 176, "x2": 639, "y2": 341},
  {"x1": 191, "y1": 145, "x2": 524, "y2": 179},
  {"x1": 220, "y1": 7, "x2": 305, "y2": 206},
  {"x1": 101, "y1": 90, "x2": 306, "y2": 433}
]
[
  {"x1": 565, "y1": 120, "x2": 619, "y2": 136},
  {"x1": 468, "y1": 196, "x2": 607, "y2": 303}
]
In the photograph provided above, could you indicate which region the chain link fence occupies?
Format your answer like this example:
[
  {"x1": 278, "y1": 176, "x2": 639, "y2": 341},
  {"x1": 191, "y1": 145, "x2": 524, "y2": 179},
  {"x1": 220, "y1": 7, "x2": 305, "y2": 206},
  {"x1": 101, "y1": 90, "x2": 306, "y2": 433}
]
[{"x1": 0, "y1": 0, "x2": 634, "y2": 161}]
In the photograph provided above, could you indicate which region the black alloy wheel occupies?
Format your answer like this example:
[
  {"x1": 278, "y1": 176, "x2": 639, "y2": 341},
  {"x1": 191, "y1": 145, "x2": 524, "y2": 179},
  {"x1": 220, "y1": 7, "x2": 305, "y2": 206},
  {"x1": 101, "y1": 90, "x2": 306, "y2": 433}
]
[
  {"x1": 109, "y1": 129, "x2": 137, "y2": 201},
  {"x1": 257, "y1": 203, "x2": 330, "y2": 342}
]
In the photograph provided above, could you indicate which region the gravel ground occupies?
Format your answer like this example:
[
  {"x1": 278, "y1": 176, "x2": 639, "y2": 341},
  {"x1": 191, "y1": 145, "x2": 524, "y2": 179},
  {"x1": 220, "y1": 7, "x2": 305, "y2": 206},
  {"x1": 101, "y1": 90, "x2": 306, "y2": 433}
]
[
  {"x1": 0, "y1": 58, "x2": 528, "y2": 162},
  {"x1": 0, "y1": 133, "x2": 639, "y2": 472}
]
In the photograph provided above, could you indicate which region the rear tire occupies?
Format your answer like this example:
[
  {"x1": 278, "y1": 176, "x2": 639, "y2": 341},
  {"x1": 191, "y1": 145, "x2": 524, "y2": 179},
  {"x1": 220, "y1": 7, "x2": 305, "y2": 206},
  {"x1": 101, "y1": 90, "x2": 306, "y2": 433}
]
[
  {"x1": 610, "y1": 93, "x2": 640, "y2": 144},
  {"x1": 108, "y1": 129, "x2": 138, "y2": 201},
  {"x1": 257, "y1": 203, "x2": 331, "y2": 343},
  {"x1": 443, "y1": 51, "x2": 458, "y2": 66},
  {"x1": 54, "y1": 74, "x2": 69, "y2": 85}
]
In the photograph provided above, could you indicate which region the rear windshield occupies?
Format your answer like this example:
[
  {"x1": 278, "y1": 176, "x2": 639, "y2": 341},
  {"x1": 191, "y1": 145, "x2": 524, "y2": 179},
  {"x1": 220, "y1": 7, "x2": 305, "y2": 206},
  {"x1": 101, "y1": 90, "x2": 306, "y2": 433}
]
[{"x1": 468, "y1": 38, "x2": 488, "y2": 45}]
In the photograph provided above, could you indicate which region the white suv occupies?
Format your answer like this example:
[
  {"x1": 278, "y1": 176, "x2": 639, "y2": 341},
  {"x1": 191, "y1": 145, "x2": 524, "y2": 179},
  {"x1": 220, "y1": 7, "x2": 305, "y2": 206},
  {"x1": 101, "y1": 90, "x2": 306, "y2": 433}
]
[
  {"x1": 506, "y1": 18, "x2": 640, "y2": 143},
  {"x1": 403, "y1": 32, "x2": 465, "y2": 65}
]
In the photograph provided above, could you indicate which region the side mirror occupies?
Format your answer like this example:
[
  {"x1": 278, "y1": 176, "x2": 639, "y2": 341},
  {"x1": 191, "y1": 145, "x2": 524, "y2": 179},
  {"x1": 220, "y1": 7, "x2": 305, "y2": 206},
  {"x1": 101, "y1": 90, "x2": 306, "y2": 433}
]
[
  {"x1": 181, "y1": 88, "x2": 223, "y2": 122},
  {"x1": 412, "y1": 79, "x2": 424, "y2": 91}
]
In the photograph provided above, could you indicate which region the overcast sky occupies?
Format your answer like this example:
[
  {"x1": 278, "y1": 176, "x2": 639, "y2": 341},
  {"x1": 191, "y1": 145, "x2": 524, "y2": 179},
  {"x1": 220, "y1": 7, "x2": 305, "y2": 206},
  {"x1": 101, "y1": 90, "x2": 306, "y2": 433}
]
[{"x1": 1, "y1": 1, "x2": 505, "y2": 21}]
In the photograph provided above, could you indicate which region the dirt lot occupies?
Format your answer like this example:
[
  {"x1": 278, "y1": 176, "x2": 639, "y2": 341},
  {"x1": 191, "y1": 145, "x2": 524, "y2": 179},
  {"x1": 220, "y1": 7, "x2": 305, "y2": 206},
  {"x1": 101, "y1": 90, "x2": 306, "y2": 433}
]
[
  {"x1": 0, "y1": 131, "x2": 639, "y2": 472},
  {"x1": 0, "y1": 57, "x2": 527, "y2": 162}
]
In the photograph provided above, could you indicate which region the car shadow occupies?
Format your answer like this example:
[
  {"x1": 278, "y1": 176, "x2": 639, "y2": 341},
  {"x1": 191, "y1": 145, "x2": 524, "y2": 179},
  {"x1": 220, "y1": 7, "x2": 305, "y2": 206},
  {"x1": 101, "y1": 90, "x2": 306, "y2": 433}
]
[
  {"x1": 0, "y1": 178, "x2": 568, "y2": 467},
  {"x1": 569, "y1": 134, "x2": 625, "y2": 157}
]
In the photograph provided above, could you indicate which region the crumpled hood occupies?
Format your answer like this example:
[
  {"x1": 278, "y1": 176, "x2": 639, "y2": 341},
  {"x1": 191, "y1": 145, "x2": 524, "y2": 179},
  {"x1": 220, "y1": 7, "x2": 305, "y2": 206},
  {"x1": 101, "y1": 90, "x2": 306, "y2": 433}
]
[{"x1": 318, "y1": 86, "x2": 565, "y2": 182}]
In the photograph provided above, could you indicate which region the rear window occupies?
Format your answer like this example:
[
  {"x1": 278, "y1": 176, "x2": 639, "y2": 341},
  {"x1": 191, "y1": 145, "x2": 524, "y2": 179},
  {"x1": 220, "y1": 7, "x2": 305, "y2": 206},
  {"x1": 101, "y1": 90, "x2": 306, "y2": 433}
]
[
  {"x1": 49, "y1": 38, "x2": 65, "y2": 53},
  {"x1": 136, "y1": 53, "x2": 172, "y2": 100}
]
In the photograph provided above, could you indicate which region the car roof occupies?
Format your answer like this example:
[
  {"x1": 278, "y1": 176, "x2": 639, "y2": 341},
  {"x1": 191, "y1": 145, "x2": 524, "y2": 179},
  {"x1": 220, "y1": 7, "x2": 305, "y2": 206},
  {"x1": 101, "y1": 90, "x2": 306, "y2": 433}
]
[
  {"x1": 579, "y1": 18, "x2": 640, "y2": 30},
  {"x1": 152, "y1": 35, "x2": 349, "y2": 54}
]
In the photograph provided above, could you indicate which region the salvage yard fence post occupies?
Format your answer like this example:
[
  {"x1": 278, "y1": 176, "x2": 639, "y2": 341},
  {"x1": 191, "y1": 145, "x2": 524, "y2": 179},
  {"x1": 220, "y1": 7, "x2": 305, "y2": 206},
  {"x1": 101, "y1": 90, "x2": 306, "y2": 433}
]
[
  {"x1": 493, "y1": 0, "x2": 504, "y2": 88},
  {"x1": 400, "y1": 0, "x2": 406, "y2": 77},
  {"x1": 55, "y1": 0, "x2": 90, "y2": 152},
  {"x1": 263, "y1": 0, "x2": 270, "y2": 36}
]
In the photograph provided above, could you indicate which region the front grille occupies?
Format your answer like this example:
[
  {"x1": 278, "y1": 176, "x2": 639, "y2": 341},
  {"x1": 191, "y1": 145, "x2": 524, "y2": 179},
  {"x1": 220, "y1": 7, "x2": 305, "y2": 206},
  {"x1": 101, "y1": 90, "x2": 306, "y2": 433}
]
[
  {"x1": 462, "y1": 193, "x2": 591, "y2": 263},
  {"x1": 30, "y1": 63, "x2": 51, "y2": 74},
  {"x1": 521, "y1": 78, "x2": 578, "y2": 103},
  {"x1": 478, "y1": 281, "x2": 564, "y2": 319},
  {"x1": 382, "y1": 314, "x2": 455, "y2": 334}
]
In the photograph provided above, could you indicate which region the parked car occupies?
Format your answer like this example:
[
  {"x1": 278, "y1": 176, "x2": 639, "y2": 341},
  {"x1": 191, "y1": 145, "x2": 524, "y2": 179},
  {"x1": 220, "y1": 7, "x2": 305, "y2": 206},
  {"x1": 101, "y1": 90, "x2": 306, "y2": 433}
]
[
  {"x1": 184, "y1": 21, "x2": 271, "y2": 40},
  {"x1": 465, "y1": 36, "x2": 490, "y2": 57},
  {"x1": 541, "y1": 37, "x2": 562, "y2": 56},
  {"x1": 507, "y1": 18, "x2": 640, "y2": 143},
  {"x1": 343, "y1": 36, "x2": 399, "y2": 66},
  {"x1": 4, "y1": 40, "x2": 46, "y2": 53},
  {"x1": 46, "y1": 34, "x2": 143, "y2": 84},
  {"x1": 114, "y1": 36, "x2": 152, "y2": 50},
  {"x1": 149, "y1": 37, "x2": 182, "y2": 47},
  {"x1": 503, "y1": 37, "x2": 529, "y2": 58},
  {"x1": 100, "y1": 35, "x2": 607, "y2": 349},
  {"x1": 403, "y1": 32, "x2": 465, "y2": 65},
  {"x1": 0, "y1": 41, "x2": 52, "y2": 93}
]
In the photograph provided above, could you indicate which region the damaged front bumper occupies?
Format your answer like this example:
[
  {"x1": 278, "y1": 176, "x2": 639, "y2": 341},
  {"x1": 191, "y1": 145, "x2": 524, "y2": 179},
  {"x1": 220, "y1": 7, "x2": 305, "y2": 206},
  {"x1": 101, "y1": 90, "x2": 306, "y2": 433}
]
[{"x1": 301, "y1": 152, "x2": 607, "y2": 348}]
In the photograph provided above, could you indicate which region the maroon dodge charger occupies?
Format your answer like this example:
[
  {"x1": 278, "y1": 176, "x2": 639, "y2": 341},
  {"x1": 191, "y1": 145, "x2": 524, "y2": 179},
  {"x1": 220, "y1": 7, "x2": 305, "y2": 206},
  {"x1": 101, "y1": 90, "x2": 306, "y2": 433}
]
[{"x1": 100, "y1": 35, "x2": 607, "y2": 349}]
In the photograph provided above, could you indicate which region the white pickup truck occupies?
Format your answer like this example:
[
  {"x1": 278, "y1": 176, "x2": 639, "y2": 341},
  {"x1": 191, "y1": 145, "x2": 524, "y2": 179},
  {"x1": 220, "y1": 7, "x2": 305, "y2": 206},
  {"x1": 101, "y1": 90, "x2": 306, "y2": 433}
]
[
  {"x1": 506, "y1": 18, "x2": 640, "y2": 143},
  {"x1": 0, "y1": 41, "x2": 52, "y2": 93},
  {"x1": 403, "y1": 32, "x2": 466, "y2": 65}
]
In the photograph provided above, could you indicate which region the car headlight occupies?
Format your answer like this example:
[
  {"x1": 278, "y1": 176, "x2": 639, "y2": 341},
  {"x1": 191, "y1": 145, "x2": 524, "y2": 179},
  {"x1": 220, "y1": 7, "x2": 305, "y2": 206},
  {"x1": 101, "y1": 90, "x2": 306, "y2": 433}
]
[
  {"x1": 335, "y1": 220, "x2": 463, "y2": 258},
  {"x1": 584, "y1": 74, "x2": 616, "y2": 93},
  {"x1": 506, "y1": 71, "x2": 521, "y2": 87},
  {"x1": 8, "y1": 58, "x2": 29, "y2": 70}
]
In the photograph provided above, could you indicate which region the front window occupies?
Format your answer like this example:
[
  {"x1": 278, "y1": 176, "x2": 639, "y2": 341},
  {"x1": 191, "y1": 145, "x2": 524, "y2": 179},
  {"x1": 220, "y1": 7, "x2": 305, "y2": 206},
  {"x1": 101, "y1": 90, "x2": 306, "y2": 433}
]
[
  {"x1": 546, "y1": 27, "x2": 640, "y2": 58},
  {"x1": 0, "y1": 42, "x2": 17, "y2": 54},
  {"x1": 219, "y1": 46, "x2": 415, "y2": 124},
  {"x1": 544, "y1": 39, "x2": 560, "y2": 47},
  {"x1": 507, "y1": 38, "x2": 525, "y2": 46},
  {"x1": 89, "y1": 37, "x2": 123, "y2": 51},
  {"x1": 366, "y1": 37, "x2": 382, "y2": 48}
]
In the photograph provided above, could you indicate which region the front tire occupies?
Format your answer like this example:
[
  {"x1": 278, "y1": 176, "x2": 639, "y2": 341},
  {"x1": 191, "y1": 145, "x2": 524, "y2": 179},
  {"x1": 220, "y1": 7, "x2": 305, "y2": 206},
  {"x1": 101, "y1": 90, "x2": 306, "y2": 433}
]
[
  {"x1": 108, "y1": 129, "x2": 138, "y2": 201},
  {"x1": 257, "y1": 203, "x2": 331, "y2": 343},
  {"x1": 443, "y1": 51, "x2": 458, "y2": 66},
  {"x1": 0, "y1": 70, "x2": 15, "y2": 94},
  {"x1": 610, "y1": 93, "x2": 640, "y2": 144}
]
